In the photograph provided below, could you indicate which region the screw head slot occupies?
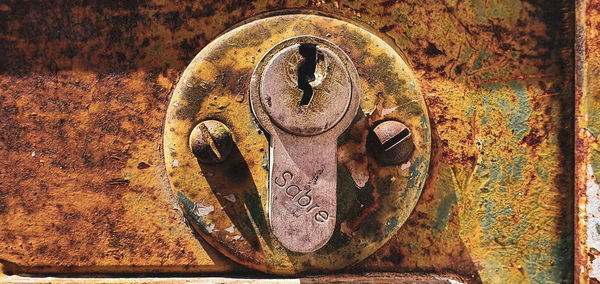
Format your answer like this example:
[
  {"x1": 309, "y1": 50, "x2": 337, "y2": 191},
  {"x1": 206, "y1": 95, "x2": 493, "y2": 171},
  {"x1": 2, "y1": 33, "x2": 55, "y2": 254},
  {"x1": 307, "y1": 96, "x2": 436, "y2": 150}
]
[
  {"x1": 368, "y1": 120, "x2": 415, "y2": 165},
  {"x1": 189, "y1": 120, "x2": 233, "y2": 164}
]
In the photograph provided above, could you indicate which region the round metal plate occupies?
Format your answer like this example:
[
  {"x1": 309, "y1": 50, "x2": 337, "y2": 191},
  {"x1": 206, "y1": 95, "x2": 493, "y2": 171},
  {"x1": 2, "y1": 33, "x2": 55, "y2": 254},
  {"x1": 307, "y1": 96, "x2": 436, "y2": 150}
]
[{"x1": 163, "y1": 13, "x2": 431, "y2": 275}]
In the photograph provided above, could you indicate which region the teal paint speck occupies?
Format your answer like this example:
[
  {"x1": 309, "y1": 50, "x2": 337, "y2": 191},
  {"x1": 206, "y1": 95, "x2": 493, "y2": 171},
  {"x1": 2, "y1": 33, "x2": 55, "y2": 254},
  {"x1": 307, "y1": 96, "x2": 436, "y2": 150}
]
[
  {"x1": 433, "y1": 187, "x2": 457, "y2": 233},
  {"x1": 421, "y1": 114, "x2": 430, "y2": 143},
  {"x1": 473, "y1": 49, "x2": 491, "y2": 70},
  {"x1": 481, "y1": 199, "x2": 514, "y2": 240},
  {"x1": 481, "y1": 116, "x2": 489, "y2": 125},
  {"x1": 384, "y1": 217, "x2": 399, "y2": 237},
  {"x1": 465, "y1": 105, "x2": 476, "y2": 118},
  {"x1": 177, "y1": 192, "x2": 210, "y2": 230},
  {"x1": 482, "y1": 82, "x2": 502, "y2": 92},
  {"x1": 508, "y1": 80, "x2": 532, "y2": 140},
  {"x1": 512, "y1": 154, "x2": 526, "y2": 182}
]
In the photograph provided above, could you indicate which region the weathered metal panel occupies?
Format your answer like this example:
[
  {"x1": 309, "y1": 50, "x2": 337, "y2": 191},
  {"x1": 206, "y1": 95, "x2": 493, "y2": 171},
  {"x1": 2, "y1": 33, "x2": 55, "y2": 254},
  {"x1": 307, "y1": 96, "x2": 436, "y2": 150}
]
[
  {"x1": 575, "y1": 0, "x2": 600, "y2": 282},
  {"x1": 0, "y1": 0, "x2": 573, "y2": 283}
]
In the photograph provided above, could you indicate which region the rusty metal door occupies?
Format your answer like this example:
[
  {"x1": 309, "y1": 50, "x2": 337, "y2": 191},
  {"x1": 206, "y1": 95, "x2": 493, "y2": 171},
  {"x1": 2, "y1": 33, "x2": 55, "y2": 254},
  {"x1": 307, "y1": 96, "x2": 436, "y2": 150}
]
[{"x1": 0, "y1": 0, "x2": 594, "y2": 283}]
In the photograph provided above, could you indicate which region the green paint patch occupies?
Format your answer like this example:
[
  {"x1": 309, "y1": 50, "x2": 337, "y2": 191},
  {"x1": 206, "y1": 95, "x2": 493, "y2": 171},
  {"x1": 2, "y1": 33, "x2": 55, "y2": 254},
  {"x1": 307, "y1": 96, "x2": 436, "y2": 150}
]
[
  {"x1": 482, "y1": 82, "x2": 502, "y2": 92},
  {"x1": 384, "y1": 217, "x2": 399, "y2": 237},
  {"x1": 523, "y1": 228, "x2": 573, "y2": 283},
  {"x1": 481, "y1": 116, "x2": 489, "y2": 125},
  {"x1": 423, "y1": 163, "x2": 459, "y2": 234},
  {"x1": 176, "y1": 192, "x2": 211, "y2": 234},
  {"x1": 465, "y1": 105, "x2": 476, "y2": 118},
  {"x1": 407, "y1": 156, "x2": 427, "y2": 191},
  {"x1": 471, "y1": 0, "x2": 523, "y2": 23},
  {"x1": 481, "y1": 199, "x2": 514, "y2": 240},
  {"x1": 434, "y1": 193, "x2": 457, "y2": 233},
  {"x1": 511, "y1": 154, "x2": 527, "y2": 182},
  {"x1": 488, "y1": 154, "x2": 503, "y2": 184},
  {"x1": 588, "y1": 109, "x2": 600, "y2": 137},
  {"x1": 591, "y1": 148, "x2": 600, "y2": 184},
  {"x1": 535, "y1": 165, "x2": 550, "y2": 183},
  {"x1": 421, "y1": 114, "x2": 430, "y2": 143},
  {"x1": 473, "y1": 48, "x2": 491, "y2": 70},
  {"x1": 433, "y1": 172, "x2": 458, "y2": 233},
  {"x1": 585, "y1": 57, "x2": 600, "y2": 137},
  {"x1": 373, "y1": 54, "x2": 407, "y2": 95},
  {"x1": 508, "y1": 80, "x2": 532, "y2": 141}
]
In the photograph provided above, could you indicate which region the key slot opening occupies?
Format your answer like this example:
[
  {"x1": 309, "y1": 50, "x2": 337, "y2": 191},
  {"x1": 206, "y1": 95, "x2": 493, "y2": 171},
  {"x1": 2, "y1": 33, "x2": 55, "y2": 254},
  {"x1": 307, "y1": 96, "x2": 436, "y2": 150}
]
[{"x1": 298, "y1": 44, "x2": 317, "y2": 106}]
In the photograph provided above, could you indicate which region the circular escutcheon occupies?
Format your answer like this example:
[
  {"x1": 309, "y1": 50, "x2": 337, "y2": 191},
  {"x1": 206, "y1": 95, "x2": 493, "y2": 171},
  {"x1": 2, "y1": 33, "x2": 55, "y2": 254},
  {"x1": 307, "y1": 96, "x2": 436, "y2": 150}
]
[{"x1": 163, "y1": 13, "x2": 431, "y2": 275}]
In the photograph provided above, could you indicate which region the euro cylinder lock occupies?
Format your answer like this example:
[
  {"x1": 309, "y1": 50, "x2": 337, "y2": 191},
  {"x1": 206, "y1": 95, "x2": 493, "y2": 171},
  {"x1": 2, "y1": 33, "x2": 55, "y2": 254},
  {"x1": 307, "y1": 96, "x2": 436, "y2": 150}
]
[{"x1": 163, "y1": 13, "x2": 431, "y2": 274}]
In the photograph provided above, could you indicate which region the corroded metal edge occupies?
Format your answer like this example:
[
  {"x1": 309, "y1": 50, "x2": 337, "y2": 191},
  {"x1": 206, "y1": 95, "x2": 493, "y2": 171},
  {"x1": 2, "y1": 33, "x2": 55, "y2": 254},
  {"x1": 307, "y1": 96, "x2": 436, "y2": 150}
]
[
  {"x1": 0, "y1": 272, "x2": 466, "y2": 284},
  {"x1": 575, "y1": 0, "x2": 585, "y2": 282},
  {"x1": 575, "y1": 0, "x2": 600, "y2": 282}
]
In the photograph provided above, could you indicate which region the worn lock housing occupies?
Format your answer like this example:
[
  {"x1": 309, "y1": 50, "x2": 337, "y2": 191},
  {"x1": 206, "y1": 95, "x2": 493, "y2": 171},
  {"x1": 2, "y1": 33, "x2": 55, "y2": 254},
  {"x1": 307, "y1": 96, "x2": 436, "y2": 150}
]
[
  {"x1": 249, "y1": 36, "x2": 362, "y2": 252},
  {"x1": 163, "y1": 14, "x2": 431, "y2": 274}
]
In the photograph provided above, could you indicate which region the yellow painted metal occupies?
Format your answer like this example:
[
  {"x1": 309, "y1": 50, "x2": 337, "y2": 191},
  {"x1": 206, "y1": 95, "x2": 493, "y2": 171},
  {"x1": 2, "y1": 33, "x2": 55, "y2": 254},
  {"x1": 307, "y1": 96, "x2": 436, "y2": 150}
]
[
  {"x1": 576, "y1": 0, "x2": 600, "y2": 283},
  {"x1": 163, "y1": 14, "x2": 431, "y2": 274}
]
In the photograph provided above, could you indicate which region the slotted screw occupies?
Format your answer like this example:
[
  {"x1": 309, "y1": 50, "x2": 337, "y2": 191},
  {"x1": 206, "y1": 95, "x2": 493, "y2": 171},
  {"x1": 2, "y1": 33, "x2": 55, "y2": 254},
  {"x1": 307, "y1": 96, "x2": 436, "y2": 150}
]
[
  {"x1": 189, "y1": 120, "x2": 233, "y2": 164},
  {"x1": 368, "y1": 120, "x2": 415, "y2": 165}
]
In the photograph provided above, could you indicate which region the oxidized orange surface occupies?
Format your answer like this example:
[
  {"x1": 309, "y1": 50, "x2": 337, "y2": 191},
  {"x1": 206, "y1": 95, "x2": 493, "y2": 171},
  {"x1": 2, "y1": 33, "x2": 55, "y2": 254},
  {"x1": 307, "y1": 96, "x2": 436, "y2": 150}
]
[
  {"x1": 0, "y1": 1, "x2": 573, "y2": 283},
  {"x1": 575, "y1": 0, "x2": 600, "y2": 283}
]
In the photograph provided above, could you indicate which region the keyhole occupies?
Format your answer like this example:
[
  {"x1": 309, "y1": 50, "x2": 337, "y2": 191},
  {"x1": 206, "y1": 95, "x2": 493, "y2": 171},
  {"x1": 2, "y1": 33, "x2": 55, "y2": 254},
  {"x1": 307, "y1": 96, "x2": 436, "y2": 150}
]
[{"x1": 298, "y1": 44, "x2": 317, "y2": 106}]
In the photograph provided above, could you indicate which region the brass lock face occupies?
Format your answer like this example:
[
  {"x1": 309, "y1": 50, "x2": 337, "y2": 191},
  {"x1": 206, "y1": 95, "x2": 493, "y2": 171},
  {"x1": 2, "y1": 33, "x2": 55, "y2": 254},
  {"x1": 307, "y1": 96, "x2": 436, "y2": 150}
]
[{"x1": 163, "y1": 13, "x2": 431, "y2": 274}]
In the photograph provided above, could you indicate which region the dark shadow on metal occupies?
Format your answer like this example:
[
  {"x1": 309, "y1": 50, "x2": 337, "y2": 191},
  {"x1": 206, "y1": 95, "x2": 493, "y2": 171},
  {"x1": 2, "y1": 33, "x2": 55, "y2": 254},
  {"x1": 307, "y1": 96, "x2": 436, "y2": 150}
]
[{"x1": 197, "y1": 144, "x2": 274, "y2": 251}]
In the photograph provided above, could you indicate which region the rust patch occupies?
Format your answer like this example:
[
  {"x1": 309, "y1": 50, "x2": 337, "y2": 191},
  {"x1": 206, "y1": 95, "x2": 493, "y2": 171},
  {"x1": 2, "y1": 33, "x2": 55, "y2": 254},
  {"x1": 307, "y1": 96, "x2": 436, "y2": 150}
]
[{"x1": 0, "y1": 0, "x2": 573, "y2": 282}]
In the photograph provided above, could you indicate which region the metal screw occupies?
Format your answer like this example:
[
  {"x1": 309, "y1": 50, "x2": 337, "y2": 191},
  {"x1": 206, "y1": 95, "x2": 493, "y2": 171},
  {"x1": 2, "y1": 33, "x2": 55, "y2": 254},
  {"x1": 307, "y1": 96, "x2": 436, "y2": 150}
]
[
  {"x1": 189, "y1": 120, "x2": 233, "y2": 164},
  {"x1": 368, "y1": 120, "x2": 414, "y2": 165}
]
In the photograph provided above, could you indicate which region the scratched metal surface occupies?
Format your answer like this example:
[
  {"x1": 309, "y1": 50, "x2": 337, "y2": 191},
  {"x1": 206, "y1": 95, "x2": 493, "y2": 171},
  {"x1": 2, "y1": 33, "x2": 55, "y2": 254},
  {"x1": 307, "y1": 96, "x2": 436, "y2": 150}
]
[
  {"x1": 575, "y1": 0, "x2": 600, "y2": 283},
  {"x1": 0, "y1": 0, "x2": 572, "y2": 283}
]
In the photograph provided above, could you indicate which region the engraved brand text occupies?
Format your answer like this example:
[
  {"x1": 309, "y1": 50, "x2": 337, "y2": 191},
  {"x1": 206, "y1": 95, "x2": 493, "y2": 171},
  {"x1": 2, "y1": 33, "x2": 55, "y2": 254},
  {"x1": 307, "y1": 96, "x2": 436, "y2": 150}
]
[{"x1": 274, "y1": 171, "x2": 329, "y2": 223}]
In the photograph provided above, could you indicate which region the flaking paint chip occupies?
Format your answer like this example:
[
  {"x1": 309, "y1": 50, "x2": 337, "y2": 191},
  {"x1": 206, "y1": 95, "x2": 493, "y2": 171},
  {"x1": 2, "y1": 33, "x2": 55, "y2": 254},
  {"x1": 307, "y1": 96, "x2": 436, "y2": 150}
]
[
  {"x1": 193, "y1": 201, "x2": 214, "y2": 217},
  {"x1": 205, "y1": 223, "x2": 215, "y2": 234},
  {"x1": 224, "y1": 194, "x2": 236, "y2": 202}
]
